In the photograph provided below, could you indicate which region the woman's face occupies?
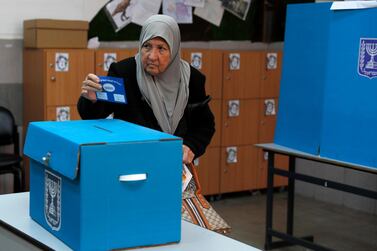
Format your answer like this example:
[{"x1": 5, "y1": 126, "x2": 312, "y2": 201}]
[{"x1": 141, "y1": 37, "x2": 171, "y2": 76}]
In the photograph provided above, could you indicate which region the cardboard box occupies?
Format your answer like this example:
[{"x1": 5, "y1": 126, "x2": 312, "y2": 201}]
[
  {"x1": 275, "y1": 2, "x2": 377, "y2": 167},
  {"x1": 24, "y1": 119, "x2": 182, "y2": 251},
  {"x1": 24, "y1": 19, "x2": 89, "y2": 48}
]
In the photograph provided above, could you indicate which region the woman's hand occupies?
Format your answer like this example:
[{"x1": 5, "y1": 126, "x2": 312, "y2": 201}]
[
  {"x1": 183, "y1": 145, "x2": 194, "y2": 164},
  {"x1": 81, "y1": 73, "x2": 101, "y2": 102}
]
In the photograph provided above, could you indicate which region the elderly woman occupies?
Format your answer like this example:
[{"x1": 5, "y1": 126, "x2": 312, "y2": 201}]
[{"x1": 78, "y1": 15, "x2": 215, "y2": 164}]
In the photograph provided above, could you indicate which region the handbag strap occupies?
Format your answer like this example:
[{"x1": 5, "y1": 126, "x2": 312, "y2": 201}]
[{"x1": 187, "y1": 163, "x2": 210, "y2": 209}]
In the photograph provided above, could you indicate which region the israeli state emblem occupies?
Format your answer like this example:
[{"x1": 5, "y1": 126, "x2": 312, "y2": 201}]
[
  {"x1": 44, "y1": 170, "x2": 62, "y2": 231},
  {"x1": 358, "y1": 38, "x2": 377, "y2": 79}
]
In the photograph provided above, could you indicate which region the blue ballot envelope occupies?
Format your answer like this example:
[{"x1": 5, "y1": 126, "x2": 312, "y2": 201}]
[
  {"x1": 96, "y1": 76, "x2": 127, "y2": 104},
  {"x1": 275, "y1": 2, "x2": 377, "y2": 168},
  {"x1": 24, "y1": 119, "x2": 182, "y2": 251}
]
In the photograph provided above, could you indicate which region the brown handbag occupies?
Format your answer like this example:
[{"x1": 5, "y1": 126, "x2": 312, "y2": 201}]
[{"x1": 182, "y1": 163, "x2": 231, "y2": 234}]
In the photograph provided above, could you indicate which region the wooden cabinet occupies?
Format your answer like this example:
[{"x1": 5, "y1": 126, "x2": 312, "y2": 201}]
[
  {"x1": 94, "y1": 48, "x2": 138, "y2": 76},
  {"x1": 194, "y1": 147, "x2": 221, "y2": 195},
  {"x1": 23, "y1": 49, "x2": 94, "y2": 127}
]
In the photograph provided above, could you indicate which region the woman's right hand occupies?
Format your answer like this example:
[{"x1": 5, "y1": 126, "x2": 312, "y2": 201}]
[{"x1": 81, "y1": 73, "x2": 102, "y2": 102}]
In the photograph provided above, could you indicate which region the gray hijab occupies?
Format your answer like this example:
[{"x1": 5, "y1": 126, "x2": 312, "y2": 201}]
[{"x1": 135, "y1": 15, "x2": 190, "y2": 134}]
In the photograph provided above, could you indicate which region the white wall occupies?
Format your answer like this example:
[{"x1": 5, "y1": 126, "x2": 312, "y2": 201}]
[{"x1": 0, "y1": 0, "x2": 107, "y2": 39}]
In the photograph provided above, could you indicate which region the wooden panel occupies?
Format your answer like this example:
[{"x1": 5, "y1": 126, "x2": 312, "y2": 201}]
[
  {"x1": 260, "y1": 51, "x2": 283, "y2": 98},
  {"x1": 46, "y1": 105, "x2": 81, "y2": 121},
  {"x1": 23, "y1": 50, "x2": 45, "y2": 130},
  {"x1": 208, "y1": 99, "x2": 221, "y2": 147},
  {"x1": 181, "y1": 49, "x2": 223, "y2": 99},
  {"x1": 256, "y1": 98, "x2": 288, "y2": 188},
  {"x1": 221, "y1": 99, "x2": 259, "y2": 146},
  {"x1": 194, "y1": 147, "x2": 220, "y2": 195},
  {"x1": 220, "y1": 145, "x2": 258, "y2": 193},
  {"x1": 222, "y1": 51, "x2": 263, "y2": 99},
  {"x1": 95, "y1": 49, "x2": 131, "y2": 76},
  {"x1": 45, "y1": 49, "x2": 94, "y2": 106}
]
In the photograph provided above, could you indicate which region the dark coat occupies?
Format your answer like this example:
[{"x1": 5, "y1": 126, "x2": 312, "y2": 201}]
[{"x1": 77, "y1": 57, "x2": 215, "y2": 158}]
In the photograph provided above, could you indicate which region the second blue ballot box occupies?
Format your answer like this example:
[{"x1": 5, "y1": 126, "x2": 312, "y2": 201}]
[
  {"x1": 275, "y1": 2, "x2": 377, "y2": 168},
  {"x1": 24, "y1": 119, "x2": 182, "y2": 251}
]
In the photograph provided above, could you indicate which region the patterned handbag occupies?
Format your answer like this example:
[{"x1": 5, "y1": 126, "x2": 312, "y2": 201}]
[{"x1": 182, "y1": 163, "x2": 231, "y2": 234}]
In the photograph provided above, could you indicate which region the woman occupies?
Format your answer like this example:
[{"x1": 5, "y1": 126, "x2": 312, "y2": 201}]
[{"x1": 78, "y1": 15, "x2": 215, "y2": 164}]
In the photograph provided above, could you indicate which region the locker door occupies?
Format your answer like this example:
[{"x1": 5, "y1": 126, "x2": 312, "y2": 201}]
[
  {"x1": 45, "y1": 49, "x2": 94, "y2": 106},
  {"x1": 95, "y1": 49, "x2": 131, "y2": 76},
  {"x1": 256, "y1": 98, "x2": 288, "y2": 188},
  {"x1": 193, "y1": 147, "x2": 221, "y2": 195},
  {"x1": 181, "y1": 49, "x2": 223, "y2": 99},
  {"x1": 260, "y1": 51, "x2": 283, "y2": 98},
  {"x1": 222, "y1": 99, "x2": 259, "y2": 146},
  {"x1": 220, "y1": 145, "x2": 258, "y2": 193},
  {"x1": 222, "y1": 51, "x2": 263, "y2": 99}
]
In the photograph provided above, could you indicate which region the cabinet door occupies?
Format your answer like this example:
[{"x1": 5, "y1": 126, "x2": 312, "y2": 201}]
[
  {"x1": 222, "y1": 51, "x2": 263, "y2": 99},
  {"x1": 222, "y1": 99, "x2": 259, "y2": 146},
  {"x1": 46, "y1": 105, "x2": 81, "y2": 121},
  {"x1": 220, "y1": 145, "x2": 257, "y2": 193},
  {"x1": 95, "y1": 49, "x2": 132, "y2": 76},
  {"x1": 45, "y1": 49, "x2": 94, "y2": 106},
  {"x1": 260, "y1": 51, "x2": 283, "y2": 98},
  {"x1": 181, "y1": 49, "x2": 223, "y2": 99},
  {"x1": 194, "y1": 147, "x2": 220, "y2": 195},
  {"x1": 256, "y1": 98, "x2": 288, "y2": 188},
  {"x1": 208, "y1": 99, "x2": 222, "y2": 147}
]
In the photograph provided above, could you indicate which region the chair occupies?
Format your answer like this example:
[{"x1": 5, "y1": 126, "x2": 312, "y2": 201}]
[{"x1": 0, "y1": 106, "x2": 23, "y2": 193}]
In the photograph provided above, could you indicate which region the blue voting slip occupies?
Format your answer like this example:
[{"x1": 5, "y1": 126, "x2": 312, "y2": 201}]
[{"x1": 96, "y1": 76, "x2": 127, "y2": 104}]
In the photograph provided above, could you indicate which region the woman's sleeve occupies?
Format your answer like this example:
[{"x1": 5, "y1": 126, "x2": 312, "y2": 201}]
[
  {"x1": 77, "y1": 62, "x2": 121, "y2": 119},
  {"x1": 183, "y1": 71, "x2": 216, "y2": 158}
]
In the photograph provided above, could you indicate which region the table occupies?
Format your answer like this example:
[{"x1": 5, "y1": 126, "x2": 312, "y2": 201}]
[
  {"x1": 256, "y1": 143, "x2": 377, "y2": 251},
  {"x1": 0, "y1": 192, "x2": 260, "y2": 251}
]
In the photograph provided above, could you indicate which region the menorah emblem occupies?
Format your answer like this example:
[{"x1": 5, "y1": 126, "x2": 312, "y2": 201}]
[
  {"x1": 365, "y1": 43, "x2": 377, "y2": 69},
  {"x1": 44, "y1": 170, "x2": 61, "y2": 231},
  {"x1": 358, "y1": 38, "x2": 377, "y2": 79}
]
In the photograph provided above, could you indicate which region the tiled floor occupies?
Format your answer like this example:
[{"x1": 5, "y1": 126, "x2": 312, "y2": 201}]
[{"x1": 210, "y1": 191, "x2": 377, "y2": 251}]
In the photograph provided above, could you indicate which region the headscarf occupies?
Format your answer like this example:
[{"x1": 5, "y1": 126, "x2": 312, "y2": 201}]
[{"x1": 135, "y1": 15, "x2": 190, "y2": 134}]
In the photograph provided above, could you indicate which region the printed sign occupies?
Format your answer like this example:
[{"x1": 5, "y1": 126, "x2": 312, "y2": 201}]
[
  {"x1": 229, "y1": 53, "x2": 240, "y2": 70},
  {"x1": 228, "y1": 100, "x2": 240, "y2": 117},
  {"x1": 104, "y1": 53, "x2": 117, "y2": 71},
  {"x1": 264, "y1": 99, "x2": 276, "y2": 116},
  {"x1": 56, "y1": 106, "x2": 70, "y2": 121},
  {"x1": 55, "y1": 53, "x2": 69, "y2": 72},
  {"x1": 97, "y1": 76, "x2": 127, "y2": 104},
  {"x1": 226, "y1": 146, "x2": 238, "y2": 164},
  {"x1": 266, "y1": 53, "x2": 278, "y2": 70},
  {"x1": 190, "y1": 52, "x2": 202, "y2": 69},
  {"x1": 358, "y1": 38, "x2": 377, "y2": 79},
  {"x1": 45, "y1": 170, "x2": 62, "y2": 231}
]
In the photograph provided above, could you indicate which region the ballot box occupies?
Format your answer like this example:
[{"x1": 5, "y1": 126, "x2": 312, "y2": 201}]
[
  {"x1": 24, "y1": 119, "x2": 182, "y2": 251},
  {"x1": 275, "y1": 2, "x2": 377, "y2": 168}
]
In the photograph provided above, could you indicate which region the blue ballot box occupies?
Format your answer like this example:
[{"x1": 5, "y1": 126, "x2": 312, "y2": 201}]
[
  {"x1": 24, "y1": 119, "x2": 182, "y2": 251},
  {"x1": 275, "y1": 3, "x2": 377, "y2": 168}
]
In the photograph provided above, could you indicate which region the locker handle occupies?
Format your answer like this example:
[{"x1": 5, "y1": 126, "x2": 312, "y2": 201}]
[
  {"x1": 50, "y1": 76, "x2": 56, "y2": 81},
  {"x1": 119, "y1": 173, "x2": 147, "y2": 182}
]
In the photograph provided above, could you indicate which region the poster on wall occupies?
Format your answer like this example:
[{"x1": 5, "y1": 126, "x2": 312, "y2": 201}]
[
  {"x1": 222, "y1": 0, "x2": 251, "y2": 20},
  {"x1": 194, "y1": 0, "x2": 224, "y2": 27},
  {"x1": 163, "y1": 0, "x2": 193, "y2": 24},
  {"x1": 104, "y1": 0, "x2": 134, "y2": 32}
]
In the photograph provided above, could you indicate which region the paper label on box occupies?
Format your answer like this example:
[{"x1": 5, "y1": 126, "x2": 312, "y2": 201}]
[
  {"x1": 44, "y1": 170, "x2": 62, "y2": 231},
  {"x1": 96, "y1": 76, "x2": 127, "y2": 104}
]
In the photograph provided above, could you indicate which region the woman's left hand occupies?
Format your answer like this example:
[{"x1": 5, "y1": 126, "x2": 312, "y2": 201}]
[{"x1": 182, "y1": 145, "x2": 194, "y2": 164}]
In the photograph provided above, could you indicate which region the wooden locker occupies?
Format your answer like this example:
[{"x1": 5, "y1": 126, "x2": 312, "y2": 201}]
[
  {"x1": 260, "y1": 51, "x2": 283, "y2": 98},
  {"x1": 23, "y1": 48, "x2": 95, "y2": 189},
  {"x1": 221, "y1": 99, "x2": 259, "y2": 146},
  {"x1": 256, "y1": 98, "x2": 288, "y2": 188},
  {"x1": 193, "y1": 147, "x2": 221, "y2": 195},
  {"x1": 222, "y1": 51, "x2": 263, "y2": 99},
  {"x1": 181, "y1": 49, "x2": 223, "y2": 99},
  {"x1": 94, "y1": 49, "x2": 131, "y2": 76},
  {"x1": 220, "y1": 145, "x2": 258, "y2": 193},
  {"x1": 45, "y1": 49, "x2": 94, "y2": 106}
]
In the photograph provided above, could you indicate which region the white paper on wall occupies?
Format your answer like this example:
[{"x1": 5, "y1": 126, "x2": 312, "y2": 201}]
[
  {"x1": 222, "y1": 0, "x2": 251, "y2": 20},
  {"x1": 163, "y1": 0, "x2": 193, "y2": 24},
  {"x1": 56, "y1": 106, "x2": 70, "y2": 121},
  {"x1": 194, "y1": 0, "x2": 224, "y2": 27}
]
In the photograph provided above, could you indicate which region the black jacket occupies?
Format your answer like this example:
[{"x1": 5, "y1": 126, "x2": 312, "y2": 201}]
[{"x1": 77, "y1": 57, "x2": 215, "y2": 158}]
